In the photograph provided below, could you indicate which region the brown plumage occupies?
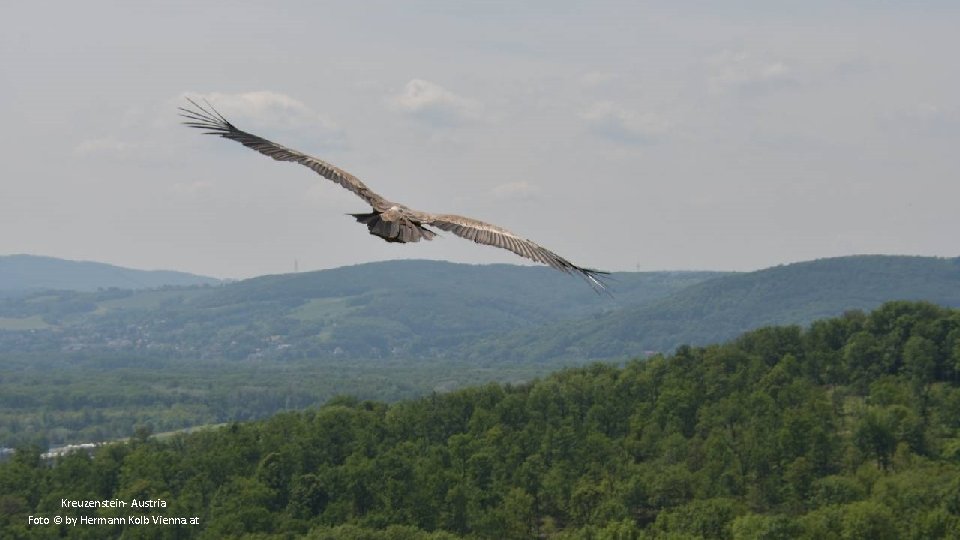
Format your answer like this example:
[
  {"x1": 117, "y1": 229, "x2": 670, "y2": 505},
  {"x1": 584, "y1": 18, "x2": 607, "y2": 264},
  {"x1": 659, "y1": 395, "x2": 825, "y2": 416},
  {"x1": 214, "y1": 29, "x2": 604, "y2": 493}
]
[{"x1": 180, "y1": 98, "x2": 608, "y2": 292}]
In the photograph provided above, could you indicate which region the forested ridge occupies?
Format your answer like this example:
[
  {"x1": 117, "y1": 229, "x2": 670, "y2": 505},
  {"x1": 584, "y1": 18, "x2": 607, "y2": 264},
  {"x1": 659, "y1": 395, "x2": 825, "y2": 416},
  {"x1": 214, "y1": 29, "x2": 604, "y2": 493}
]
[
  {"x1": 466, "y1": 255, "x2": 960, "y2": 361},
  {"x1": 0, "y1": 261, "x2": 713, "y2": 449},
  {"x1": 0, "y1": 260, "x2": 714, "y2": 361},
  {"x1": 3, "y1": 301, "x2": 960, "y2": 538},
  {"x1": 3, "y1": 255, "x2": 959, "y2": 451}
]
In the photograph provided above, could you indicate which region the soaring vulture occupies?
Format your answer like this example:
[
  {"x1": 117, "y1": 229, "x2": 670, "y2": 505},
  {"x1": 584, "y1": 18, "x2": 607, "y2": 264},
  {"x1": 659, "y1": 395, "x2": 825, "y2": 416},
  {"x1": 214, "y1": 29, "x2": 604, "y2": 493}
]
[{"x1": 180, "y1": 98, "x2": 608, "y2": 292}]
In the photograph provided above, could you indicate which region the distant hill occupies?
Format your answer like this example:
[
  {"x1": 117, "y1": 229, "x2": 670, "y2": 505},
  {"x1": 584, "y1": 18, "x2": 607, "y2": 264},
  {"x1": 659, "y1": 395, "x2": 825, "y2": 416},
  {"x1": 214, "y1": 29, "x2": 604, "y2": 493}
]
[
  {"x1": 0, "y1": 254, "x2": 221, "y2": 294},
  {"x1": 0, "y1": 260, "x2": 719, "y2": 358},
  {"x1": 2, "y1": 256, "x2": 959, "y2": 451},
  {"x1": 0, "y1": 261, "x2": 721, "y2": 448},
  {"x1": 2, "y1": 255, "x2": 959, "y2": 364},
  {"x1": 462, "y1": 255, "x2": 960, "y2": 361}
]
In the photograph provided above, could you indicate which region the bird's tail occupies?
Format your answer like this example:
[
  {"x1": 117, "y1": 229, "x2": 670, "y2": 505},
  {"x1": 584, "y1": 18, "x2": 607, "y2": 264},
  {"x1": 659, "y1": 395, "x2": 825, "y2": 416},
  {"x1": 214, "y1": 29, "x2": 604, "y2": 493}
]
[{"x1": 350, "y1": 212, "x2": 437, "y2": 243}]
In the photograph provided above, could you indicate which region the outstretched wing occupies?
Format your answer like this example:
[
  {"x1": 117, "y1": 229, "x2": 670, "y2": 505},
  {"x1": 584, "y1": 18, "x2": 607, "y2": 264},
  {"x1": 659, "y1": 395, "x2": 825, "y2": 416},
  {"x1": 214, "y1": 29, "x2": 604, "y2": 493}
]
[
  {"x1": 424, "y1": 213, "x2": 609, "y2": 292},
  {"x1": 180, "y1": 98, "x2": 391, "y2": 210}
]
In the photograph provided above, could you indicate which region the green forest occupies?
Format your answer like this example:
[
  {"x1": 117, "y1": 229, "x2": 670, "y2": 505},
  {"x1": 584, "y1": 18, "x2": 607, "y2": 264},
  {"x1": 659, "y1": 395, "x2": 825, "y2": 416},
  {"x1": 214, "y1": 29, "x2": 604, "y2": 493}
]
[
  {"x1": 4, "y1": 255, "x2": 960, "y2": 450},
  {"x1": 0, "y1": 354, "x2": 549, "y2": 450},
  {"x1": 0, "y1": 259, "x2": 714, "y2": 448},
  {"x1": 3, "y1": 301, "x2": 960, "y2": 538}
]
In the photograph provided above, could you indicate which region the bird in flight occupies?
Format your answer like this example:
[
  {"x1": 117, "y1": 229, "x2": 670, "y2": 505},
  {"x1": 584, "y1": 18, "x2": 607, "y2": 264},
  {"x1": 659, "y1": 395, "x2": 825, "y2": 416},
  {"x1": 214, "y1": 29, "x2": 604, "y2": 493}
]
[{"x1": 180, "y1": 98, "x2": 608, "y2": 292}]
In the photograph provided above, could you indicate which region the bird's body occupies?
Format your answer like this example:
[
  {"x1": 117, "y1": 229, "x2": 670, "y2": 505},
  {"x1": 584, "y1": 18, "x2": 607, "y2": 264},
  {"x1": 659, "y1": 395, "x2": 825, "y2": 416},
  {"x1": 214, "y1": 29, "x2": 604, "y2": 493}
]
[{"x1": 180, "y1": 98, "x2": 608, "y2": 292}]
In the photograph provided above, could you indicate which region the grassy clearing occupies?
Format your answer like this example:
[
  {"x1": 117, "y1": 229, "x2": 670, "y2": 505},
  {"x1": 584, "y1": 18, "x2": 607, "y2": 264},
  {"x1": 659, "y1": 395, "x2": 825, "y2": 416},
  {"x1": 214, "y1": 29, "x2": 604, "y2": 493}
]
[{"x1": 289, "y1": 297, "x2": 357, "y2": 321}]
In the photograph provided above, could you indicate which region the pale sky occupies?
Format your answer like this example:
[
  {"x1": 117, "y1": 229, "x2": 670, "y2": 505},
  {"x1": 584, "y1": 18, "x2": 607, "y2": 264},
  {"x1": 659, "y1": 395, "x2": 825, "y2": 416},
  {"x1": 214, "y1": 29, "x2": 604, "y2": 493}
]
[{"x1": 2, "y1": 1, "x2": 958, "y2": 279}]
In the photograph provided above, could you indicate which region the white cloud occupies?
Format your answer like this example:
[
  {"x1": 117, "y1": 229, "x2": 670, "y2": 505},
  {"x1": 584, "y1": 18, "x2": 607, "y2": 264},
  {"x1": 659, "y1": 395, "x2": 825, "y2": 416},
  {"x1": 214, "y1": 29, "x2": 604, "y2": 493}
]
[
  {"x1": 172, "y1": 180, "x2": 214, "y2": 197},
  {"x1": 580, "y1": 101, "x2": 672, "y2": 144},
  {"x1": 492, "y1": 180, "x2": 540, "y2": 201},
  {"x1": 72, "y1": 137, "x2": 137, "y2": 157},
  {"x1": 706, "y1": 50, "x2": 800, "y2": 96},
  {"x1": 388, "y1": 79, "x2": 482, "y2": 125}
]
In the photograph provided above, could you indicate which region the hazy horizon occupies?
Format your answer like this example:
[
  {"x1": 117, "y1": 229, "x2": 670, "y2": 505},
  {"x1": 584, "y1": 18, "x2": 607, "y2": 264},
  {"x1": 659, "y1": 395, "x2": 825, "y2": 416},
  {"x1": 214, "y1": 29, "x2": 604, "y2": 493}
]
[{"x1": 5, "y1": 251, "x2": 958, "y2": 283}]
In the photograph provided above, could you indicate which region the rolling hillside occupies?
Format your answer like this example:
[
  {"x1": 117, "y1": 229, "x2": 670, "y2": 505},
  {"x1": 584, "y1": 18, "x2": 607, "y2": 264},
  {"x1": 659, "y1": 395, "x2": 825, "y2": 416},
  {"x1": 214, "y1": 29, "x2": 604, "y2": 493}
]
[
  {"x1": 0, "y1": 254, "x2": 221, "y2": 294},
  {"x1": 0, "y1": 260, "x2": 718, "y2": 359},
  {"x1": 463, "y1": 255, "x2": 960, "y2": 362},
  {"x1": 3, "y1": 256, "x2": 960, "y2": 363},
  {"x1": 3, "y1": 255, "x2": 959, "y2": 449},
  {"x1": 0, "y1": 261, "x2": 716, "y2": 448}
]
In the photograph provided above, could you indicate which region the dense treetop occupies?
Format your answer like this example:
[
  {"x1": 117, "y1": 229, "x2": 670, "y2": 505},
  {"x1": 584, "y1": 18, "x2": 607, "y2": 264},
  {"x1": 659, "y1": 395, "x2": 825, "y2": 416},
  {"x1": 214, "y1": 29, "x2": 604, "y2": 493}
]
[{"x1": 3, "y1": 301, "x2": 959, "y2": 538}]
